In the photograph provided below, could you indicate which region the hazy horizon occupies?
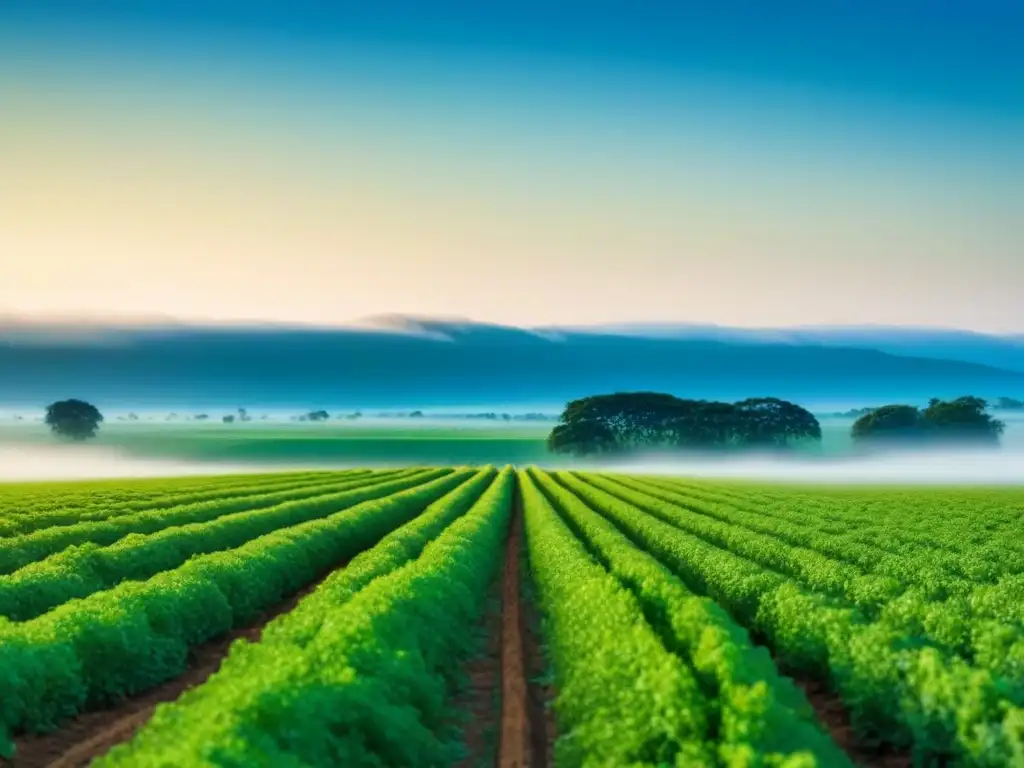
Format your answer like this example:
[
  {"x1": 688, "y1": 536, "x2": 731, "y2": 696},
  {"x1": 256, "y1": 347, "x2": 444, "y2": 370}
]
[{"x1": 2, "y1": 310, "x2": 1024, "y2": 339}]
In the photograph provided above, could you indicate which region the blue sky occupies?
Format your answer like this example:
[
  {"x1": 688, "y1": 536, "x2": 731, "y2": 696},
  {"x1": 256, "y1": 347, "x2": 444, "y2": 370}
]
[{"x1": 1, "y1": 1, "x2": 1022, "y2": 331}]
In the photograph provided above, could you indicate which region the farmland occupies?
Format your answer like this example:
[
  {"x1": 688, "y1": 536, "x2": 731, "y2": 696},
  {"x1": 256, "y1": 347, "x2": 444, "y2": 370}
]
[
  {"x1": 0, "y1": 469, "x2": 1021, "y2": 766},
  {"x1": 0, "y1": 417, "x2": 922, "y2": 468}
]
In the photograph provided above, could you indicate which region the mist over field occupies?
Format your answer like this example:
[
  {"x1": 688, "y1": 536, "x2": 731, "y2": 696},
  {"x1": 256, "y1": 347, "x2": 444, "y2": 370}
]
[
  {"x1": 597, "y1": 447, "x2": 1024, "y2": 486},
  {"x1": 2, "y1": 415, "x2": 1022, "y2": 485},
  {"x1": 0, "y1": 444, "x2": 281, "y2": 482}
]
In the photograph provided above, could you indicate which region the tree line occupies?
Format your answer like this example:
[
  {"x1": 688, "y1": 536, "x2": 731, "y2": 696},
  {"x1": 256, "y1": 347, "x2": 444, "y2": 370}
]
[
  {"x1": 850, "y1": 396, "x2": 1004, "y2": 446},
  {"x1": 546, "y1": 392, "x2": 1008, "y2": 456},
  {"x1": 37, "y1": 394, "x2": 1009, "y2": 453}
]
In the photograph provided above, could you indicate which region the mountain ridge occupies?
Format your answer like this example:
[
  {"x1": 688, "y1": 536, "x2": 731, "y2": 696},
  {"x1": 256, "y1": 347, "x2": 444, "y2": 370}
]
[{"x1": 1, "y1": 314, "x2": 1022, "y2": 409}]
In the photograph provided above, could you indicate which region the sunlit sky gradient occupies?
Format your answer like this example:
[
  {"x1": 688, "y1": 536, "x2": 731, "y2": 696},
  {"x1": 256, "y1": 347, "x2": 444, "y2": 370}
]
[{"x1": 2, "y1": 2, "x2": 1022, "y2": 332}]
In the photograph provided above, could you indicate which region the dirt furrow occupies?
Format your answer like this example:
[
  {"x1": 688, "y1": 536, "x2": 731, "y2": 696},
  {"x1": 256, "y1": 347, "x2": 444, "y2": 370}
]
[
  {"x1": 3, "y1": 575, "x2": 334, "y2": 768},
  {"x1": 795, "y1": 678, "x2": 913, "y2": 768}
]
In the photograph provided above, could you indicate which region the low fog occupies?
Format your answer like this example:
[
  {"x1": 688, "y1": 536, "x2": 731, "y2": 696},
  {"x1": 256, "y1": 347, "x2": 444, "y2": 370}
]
[
  {"x1": 0, "y1": 444, "x2": 288, "y2": 482},
  {"x1": 0, "y1": 441, "x2": 1021, "y2": 487},
  {"x1": 594, "y1": 447, "x2": 1024, "y2": 486}
]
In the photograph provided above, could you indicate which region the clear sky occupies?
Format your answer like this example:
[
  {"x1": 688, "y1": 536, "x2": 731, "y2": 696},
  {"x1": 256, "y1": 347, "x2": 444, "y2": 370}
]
[{"x1": 1, "y1": 1, "x2": 1022, "y2": 332}]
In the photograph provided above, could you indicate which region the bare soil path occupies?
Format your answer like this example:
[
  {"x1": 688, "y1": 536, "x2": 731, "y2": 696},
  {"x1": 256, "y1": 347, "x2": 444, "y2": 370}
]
[
  {"x1": 3, "y1": 575, "x2": 332, "y2": 768},
  {"x1": 796, "y1": 678, "x2": 914, "y2": 768}
]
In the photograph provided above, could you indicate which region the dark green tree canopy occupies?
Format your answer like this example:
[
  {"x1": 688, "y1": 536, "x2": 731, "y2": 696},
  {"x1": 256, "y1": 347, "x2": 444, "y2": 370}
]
[
  {"x1": 851, "y1": 396, "x2": 1004, "y2": 446},
  {"x1": 851, "y1": 404, "x2": 923, "y2": 442},
  {"x1": 921, "y1": 396, "x2": 1004, "y2": 443},
  {"x1": 44, "y1": 399, "x2": 104, "y2": 441},
  {"x1": 547, "y1": 392, "x2": 820, "y2": 457},
  {"x1": 733, "y1": 397, "x2": 822, "y2": 446}
]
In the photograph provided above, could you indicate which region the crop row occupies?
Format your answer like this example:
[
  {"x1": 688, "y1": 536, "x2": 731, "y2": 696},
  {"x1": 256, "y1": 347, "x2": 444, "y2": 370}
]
[
  {"x1": 521, "y1": 469, "x2": 851, "y2": 766},
  {"x1": 633, "y1": 475, "x2": 1024, "y2": 577},
  {"x1": 0, "y1": 470, "x2": 367, "y2": 536},
  {"x1": 0, "y1": 469, "x2": 424, "y2": 575},
  {"x1": 0, "y1": 469, "x2": 452, "y2": 621},
  {"x1": 559, "y1": 471, "x2": 1024, "y2": 767},
  {"x1": 0, "y1": 469, "x2": 337, "y2": 515},
  {"x1": 0, "y1": 468, "x2": 479, "y2": 757},
  {"x1": 644, "y1": 476, "x2": 1024, "y2": 560},
  {"x1": 97, "y1": 467, "x2": 513, "y2": 766},
  {"x1": 584, "y1": 473, "x2": 1024, "y2": 677},
  {"x1": 0, "y1": 468, "x2": 1018, "y2": 766}
]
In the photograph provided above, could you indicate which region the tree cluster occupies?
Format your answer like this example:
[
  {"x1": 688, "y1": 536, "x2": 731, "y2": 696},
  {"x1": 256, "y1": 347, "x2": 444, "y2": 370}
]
[
  {"x1": 547, "y1": 392, "x2": 821, "y2": 457},
  {"x1": 994, "y1": 397, "x2": 1024, "y2": 411},
  {"x1": 851, "y1": 396, "x2": 1005, "y2": 446}
]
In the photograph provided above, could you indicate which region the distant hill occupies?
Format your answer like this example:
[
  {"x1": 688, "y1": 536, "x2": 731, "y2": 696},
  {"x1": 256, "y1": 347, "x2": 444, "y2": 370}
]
[
  {"x1": 0, "y1": 315, "x2": 1022, "y2": 410},
  {"x1": 553, "y1": 322, "x2": 1024, "y2": 372}
]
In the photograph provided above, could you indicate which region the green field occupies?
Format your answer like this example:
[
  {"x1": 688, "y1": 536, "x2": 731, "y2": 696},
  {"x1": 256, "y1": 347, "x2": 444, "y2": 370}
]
[
  {"x1": 0, "y1": 419, "x2": 869, "y2": 466},
  {"x1": 0, "y1": 468, "x2": 1021, "y2": 766},
  {"x1": 0, "y1": 421, "x2": 554, "y2": 465}
]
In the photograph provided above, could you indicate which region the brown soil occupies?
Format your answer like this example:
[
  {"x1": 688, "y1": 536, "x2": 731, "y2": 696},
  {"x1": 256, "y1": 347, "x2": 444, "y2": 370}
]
[
  {"x1": 796, "y1": 678, "x2": 914, "y2": 768},
  {"x1": 498, "y1": 502, "x2": 531, "y2": 768},
  {"x1": 3, "y1": 577, "x2": 330, "y2": 768},
  {"x1": 452, "y1": 581, "x2": 502, "y2": 768}
]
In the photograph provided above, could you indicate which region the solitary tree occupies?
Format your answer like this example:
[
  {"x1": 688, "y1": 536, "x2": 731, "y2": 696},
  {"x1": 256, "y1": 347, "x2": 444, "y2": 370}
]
[
  {"x1": 223, "y1": 414, "x2": 235, "y2": 424},
  {"x1": 44, "y1": 399, "x2": 104, "y2": 441}
]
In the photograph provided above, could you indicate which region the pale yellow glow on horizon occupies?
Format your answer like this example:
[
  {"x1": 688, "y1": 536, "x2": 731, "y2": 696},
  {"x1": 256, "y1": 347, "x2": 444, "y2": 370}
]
[{"x1": 2, "y1": 93, "x2": 1021, "y2": 333}]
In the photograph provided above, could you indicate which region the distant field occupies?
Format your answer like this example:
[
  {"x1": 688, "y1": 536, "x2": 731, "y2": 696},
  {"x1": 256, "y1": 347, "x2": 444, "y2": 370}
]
[
  {"x1": 0, "y1": 419, "x2": 858, "y2": 465},
  {"x1": 0, "y1": 467, "x2": 1020, "y2": 765},
  {"x1": 0, "y1": 421, "x2": 554, "y2": 465},
  {"x1": 1, "y1": 416, "x2": 1020, "y2": 469}
]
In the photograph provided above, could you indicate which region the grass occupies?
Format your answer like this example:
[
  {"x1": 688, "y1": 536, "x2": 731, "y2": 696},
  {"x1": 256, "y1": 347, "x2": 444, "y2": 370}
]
[
  {"x1": 0, "y1": 422, "x2": 553, "y2": 466},
  {"x1": 2, "y1": 417, "x2": 1019, "y2": 468}
]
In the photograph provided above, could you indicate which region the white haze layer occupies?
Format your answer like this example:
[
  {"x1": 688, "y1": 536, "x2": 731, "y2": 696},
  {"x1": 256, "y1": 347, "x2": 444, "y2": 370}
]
[
  {"x1": 0, "y1": 444, "x2": 294, "y2": 482},
  {"x1": 1, "y1": 442, "x2": 1022, "y2": 487},
  {"x1": 594, "y1": 448, "x2": 1024, "y2": 486}
]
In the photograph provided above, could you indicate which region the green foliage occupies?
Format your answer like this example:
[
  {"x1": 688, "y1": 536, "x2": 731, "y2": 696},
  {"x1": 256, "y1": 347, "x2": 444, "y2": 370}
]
[
  {"x1": 43, "y1": 399, "x2": 103, "y2": 441},
  {"x1": 732, "y1": 397, "x2": 822, "y2": 446},
  {"x1": 0, "y1": 468, "x2": 478, "y2": 757},
  {"x1": 520, "y1": 469, "x2": 715, "y2": 766},
  {"x1": 562, "y1": 473, "x2": 1024, "y2": 767},
  {"x1": 0, "y1": 469, "x2": 441, "y2": 575},
  {"x1": 95, "y1": 468, "x2": 513, "y2": 767},
  {"x1": 0, "y1": 472, "x2": 427, "y2": 621},
  {"x1": 0, "y1": 470, "x2": 376, "y2": 537},
  {"x1": 850, "y1": 404, "x2": 923, "y2": 441},
  {"x1": 921, "y1": 396, "x2": 1005, "y2": 442},
  {"x1": 527, "y1": 468, "x2": 851, "y2": 767},
  {"x1": 548, "y1": 392, "x2": 821, "y2": 456},
  {"x1": 851, "y1": 396, "x2": 1005, "y2": 445},
  {"x1": 0, "y1": 468, "x2": 1020, "y2": 764}
]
